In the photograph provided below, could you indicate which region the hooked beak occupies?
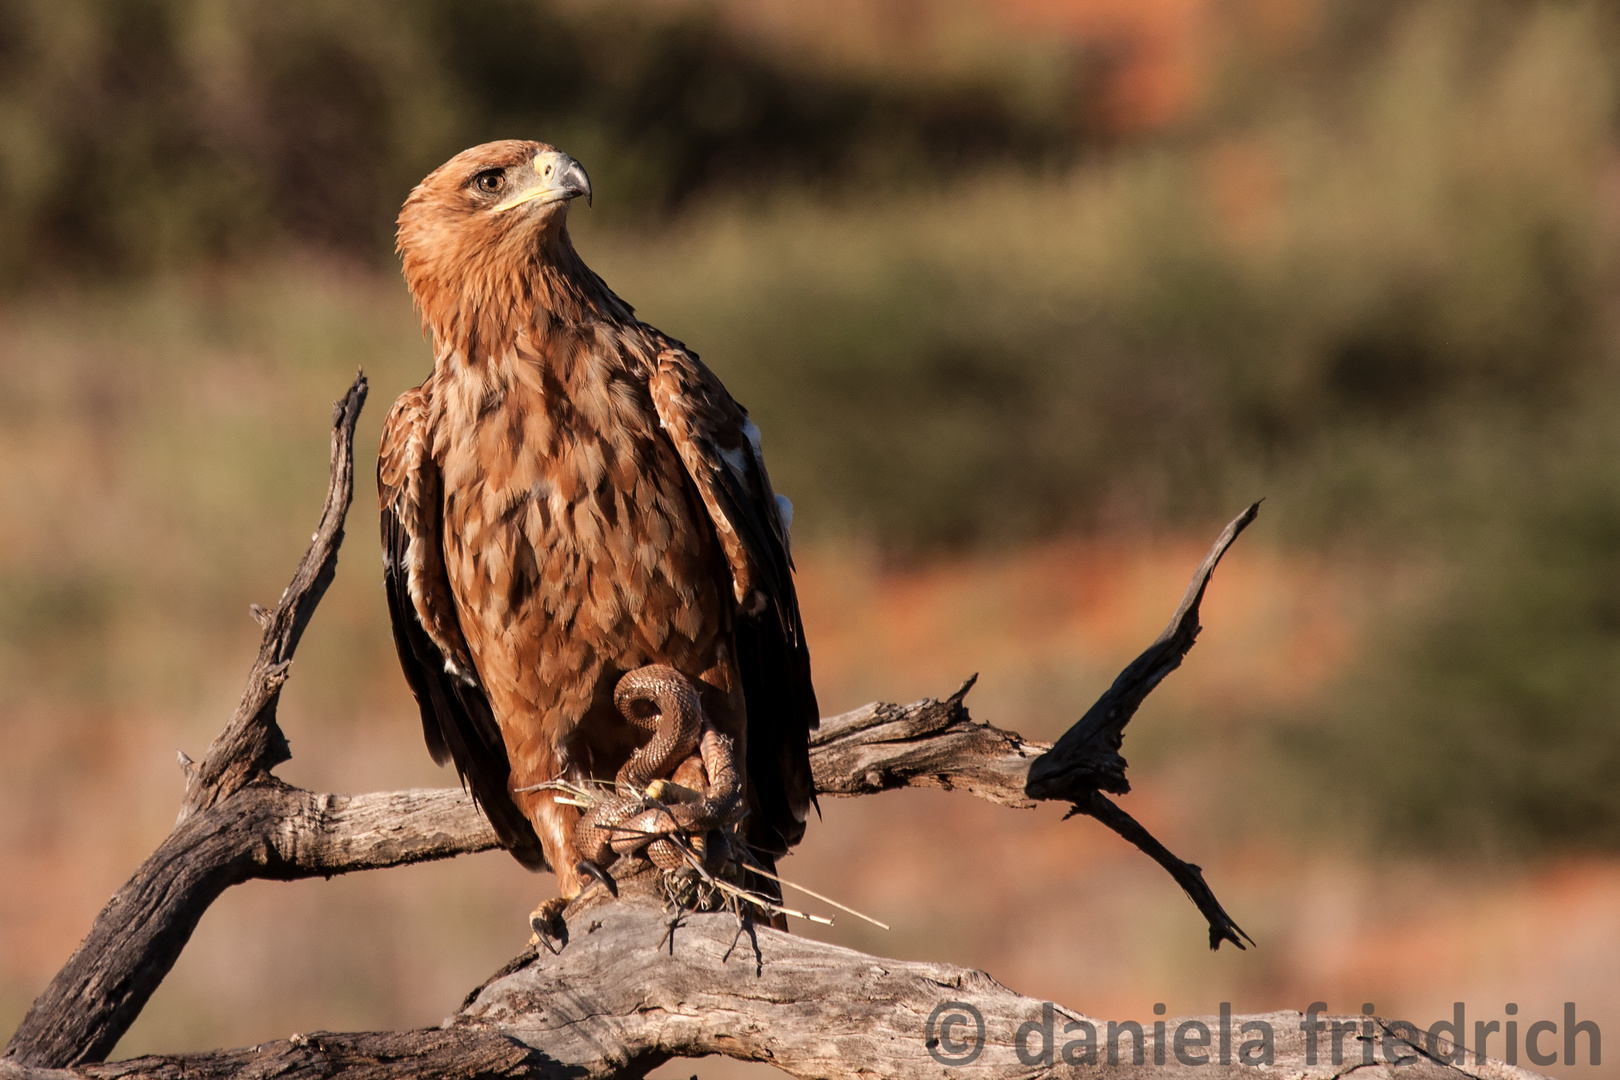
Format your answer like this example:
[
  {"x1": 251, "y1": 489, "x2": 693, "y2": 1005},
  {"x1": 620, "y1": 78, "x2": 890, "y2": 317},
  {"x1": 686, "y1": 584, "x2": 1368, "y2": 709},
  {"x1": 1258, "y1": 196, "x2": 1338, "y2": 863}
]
[{"x1": 493, "y1": 150, "x2": 592, "y2": 213}]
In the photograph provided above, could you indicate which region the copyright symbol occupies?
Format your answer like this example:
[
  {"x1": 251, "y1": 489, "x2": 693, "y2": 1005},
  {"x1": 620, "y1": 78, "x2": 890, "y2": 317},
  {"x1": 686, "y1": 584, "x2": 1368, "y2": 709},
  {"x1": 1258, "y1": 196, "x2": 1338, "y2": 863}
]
[{"x1": 926, "y1": 1000, "x2": 985, "y2": 1066}]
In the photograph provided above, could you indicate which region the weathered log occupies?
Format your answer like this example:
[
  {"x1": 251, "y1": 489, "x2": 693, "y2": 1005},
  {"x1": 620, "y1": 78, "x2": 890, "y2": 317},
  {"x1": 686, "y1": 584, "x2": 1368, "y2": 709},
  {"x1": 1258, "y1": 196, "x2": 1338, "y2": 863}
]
[{"x1": 0, "y1": 901, "x2": 1540, "y2": 1080}]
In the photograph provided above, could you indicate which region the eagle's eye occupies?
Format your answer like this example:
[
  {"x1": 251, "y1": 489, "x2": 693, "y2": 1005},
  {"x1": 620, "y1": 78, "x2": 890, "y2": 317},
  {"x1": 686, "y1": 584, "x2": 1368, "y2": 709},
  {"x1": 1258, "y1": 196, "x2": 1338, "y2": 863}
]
[{"x1": 473, "y1": 169, "x2": 505, "y2": 194}]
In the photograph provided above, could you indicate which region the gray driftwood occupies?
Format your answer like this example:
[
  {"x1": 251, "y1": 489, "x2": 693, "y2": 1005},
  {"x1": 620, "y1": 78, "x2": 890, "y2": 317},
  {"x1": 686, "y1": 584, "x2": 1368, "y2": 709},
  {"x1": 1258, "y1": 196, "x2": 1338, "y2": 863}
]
[
  {"x1": 0, "y1": 901, "x2": 1552, "y2": 1080},
  {"x1": 0, "y1": 377, "x2": 1541, "y2": 1080}
]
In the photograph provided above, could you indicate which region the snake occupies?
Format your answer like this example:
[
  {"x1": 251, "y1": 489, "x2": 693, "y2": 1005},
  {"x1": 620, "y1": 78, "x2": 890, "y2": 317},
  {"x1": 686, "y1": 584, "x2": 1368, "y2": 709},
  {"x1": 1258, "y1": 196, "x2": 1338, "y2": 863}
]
[{"x1": 575, "y1": 665, "x2": 743, "y2": 874}]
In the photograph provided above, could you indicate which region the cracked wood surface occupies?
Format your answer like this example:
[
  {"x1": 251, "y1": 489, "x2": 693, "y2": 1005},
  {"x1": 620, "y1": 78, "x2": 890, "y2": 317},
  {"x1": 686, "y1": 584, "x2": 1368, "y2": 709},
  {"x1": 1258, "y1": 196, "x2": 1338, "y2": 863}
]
[
  {"x1": 809, "y1": 674, "x2": 1044, "y2": 806},
  {"x1": 0, "y1": 903, "x2": 1550, "y2": 1080}
]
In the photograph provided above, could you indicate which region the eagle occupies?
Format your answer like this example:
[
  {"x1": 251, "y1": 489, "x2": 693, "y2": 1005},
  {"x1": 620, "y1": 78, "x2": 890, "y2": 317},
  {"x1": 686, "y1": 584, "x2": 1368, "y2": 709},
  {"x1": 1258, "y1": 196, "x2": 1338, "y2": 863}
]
[{"x1": 378, "y1": 140, "x2": 818, "y2": 936}]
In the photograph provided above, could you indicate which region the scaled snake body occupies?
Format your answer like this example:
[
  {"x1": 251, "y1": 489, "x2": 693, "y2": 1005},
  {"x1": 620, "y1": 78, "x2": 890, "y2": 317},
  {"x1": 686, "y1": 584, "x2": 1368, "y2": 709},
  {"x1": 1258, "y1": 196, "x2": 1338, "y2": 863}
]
[{"x1": 575, "y1": 665, "x2": 743, "y2": 875}]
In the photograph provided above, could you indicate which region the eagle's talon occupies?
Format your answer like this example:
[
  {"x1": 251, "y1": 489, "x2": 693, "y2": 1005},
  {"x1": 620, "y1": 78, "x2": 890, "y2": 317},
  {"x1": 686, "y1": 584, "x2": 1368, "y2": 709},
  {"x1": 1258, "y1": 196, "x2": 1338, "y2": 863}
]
[
  {"x1": 528, "y1": 897, "x2": 569, "y2": 953},
  {"x1": 576, "y1": 858, "x2": 618, "y2": 898}
]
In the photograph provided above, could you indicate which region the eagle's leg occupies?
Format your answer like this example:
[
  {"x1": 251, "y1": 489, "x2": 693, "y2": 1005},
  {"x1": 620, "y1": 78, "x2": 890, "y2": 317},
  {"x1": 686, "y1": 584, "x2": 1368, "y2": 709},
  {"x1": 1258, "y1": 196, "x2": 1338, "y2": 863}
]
[{"x1": 526, "y1": 790, "x2": 595, "y2": 951}]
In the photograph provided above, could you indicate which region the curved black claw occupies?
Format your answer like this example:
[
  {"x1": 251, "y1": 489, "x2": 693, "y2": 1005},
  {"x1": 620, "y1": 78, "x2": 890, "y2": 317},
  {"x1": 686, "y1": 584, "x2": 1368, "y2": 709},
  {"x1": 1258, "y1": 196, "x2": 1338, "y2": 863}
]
[
  {"x1": 576, "y1": 858, "x2": 619, "y2": 898},
  {"x1": 527, "y1": 897, "x2": 569, "y2": 955}
]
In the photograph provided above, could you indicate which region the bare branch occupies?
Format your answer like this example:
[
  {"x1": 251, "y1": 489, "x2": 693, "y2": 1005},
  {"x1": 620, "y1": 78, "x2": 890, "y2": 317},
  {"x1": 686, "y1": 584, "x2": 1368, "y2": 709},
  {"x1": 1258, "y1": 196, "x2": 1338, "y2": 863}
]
[
  {"x1": 1068, "y1": 790, "x2": 1253, "y2": 951},
  {"x1": 1026, "y1": 502, "x2": 1262, "y2": 950},
  {"x1": 2, "y1": 783, "x2": 502, "y2": 1067},
  {"x1": 181, "y1": 376, "x2": 368, "y2": 818},
  {"x1": 1027, "y1": 501, "x2": 1261, "y2": 802},
  {"x1": 6, "y1": 376, "x2": 370, "y2": 1068},
  {"x1": 2, "y1": 681, "x2": 1041, "y2": 1068}
]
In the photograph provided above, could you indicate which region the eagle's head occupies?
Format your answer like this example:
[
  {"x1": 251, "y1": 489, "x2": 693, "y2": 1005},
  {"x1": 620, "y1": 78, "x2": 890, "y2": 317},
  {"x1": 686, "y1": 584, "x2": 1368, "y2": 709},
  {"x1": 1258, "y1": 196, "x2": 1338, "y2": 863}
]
[{"x1": 397, "y1": 140, "x2": 596, "y2": 355}]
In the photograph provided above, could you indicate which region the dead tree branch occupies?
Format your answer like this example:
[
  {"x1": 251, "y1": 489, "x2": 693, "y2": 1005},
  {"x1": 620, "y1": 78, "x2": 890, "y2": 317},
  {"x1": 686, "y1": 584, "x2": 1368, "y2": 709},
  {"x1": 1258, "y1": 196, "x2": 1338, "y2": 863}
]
[
  {"x1": 181, "y1": 379, "x2": 368, "y2": 818},
  {"x1": 1026, "y1": 503, "x2": 1260, "y2": 950},
  {"x1": 4, "y1": 375, "x2": 371, "y2": 1067},
  {"x1": 4, "y1": 382, "x2": 1531, "y2": 1080}
]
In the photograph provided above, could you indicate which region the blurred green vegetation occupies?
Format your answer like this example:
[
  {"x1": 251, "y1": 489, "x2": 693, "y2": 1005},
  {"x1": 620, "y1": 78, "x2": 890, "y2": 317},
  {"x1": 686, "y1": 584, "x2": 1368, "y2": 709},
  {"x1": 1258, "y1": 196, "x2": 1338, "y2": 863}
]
[
  {"x1": 0, "y1": 0, "x2": 1083, "y2": 280},
  {"x1": 4, "y1": 0, "x2": 1620, "y2": 860}
]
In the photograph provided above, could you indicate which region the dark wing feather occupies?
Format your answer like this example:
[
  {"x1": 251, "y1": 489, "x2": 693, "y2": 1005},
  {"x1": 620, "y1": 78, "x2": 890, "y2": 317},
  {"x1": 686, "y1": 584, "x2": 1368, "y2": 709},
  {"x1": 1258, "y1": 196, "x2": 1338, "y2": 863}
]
[
  {"x1": 648, "y1": 346, "x2": 819, "y2": 856},
  {"x1": 378, "y1": 389, "x2": 546, "y2": 869}
]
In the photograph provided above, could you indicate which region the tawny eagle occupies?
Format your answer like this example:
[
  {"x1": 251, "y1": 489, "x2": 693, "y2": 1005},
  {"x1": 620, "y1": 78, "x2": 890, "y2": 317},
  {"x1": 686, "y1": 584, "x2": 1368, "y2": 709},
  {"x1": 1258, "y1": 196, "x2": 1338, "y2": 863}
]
[{"x1": 379, "y1": 141, "x2": 817, "y2": 929}]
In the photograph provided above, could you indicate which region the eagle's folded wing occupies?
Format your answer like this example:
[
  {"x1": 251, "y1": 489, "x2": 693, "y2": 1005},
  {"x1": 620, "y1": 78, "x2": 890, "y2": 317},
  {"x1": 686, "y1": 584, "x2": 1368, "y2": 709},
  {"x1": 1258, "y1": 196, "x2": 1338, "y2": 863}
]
[
  {"x1": 378, "y1": 388, "x2": 546, "y2": 868},
  {"x1": 648, "y1": 345, "x2": 819, "y2": 854}
]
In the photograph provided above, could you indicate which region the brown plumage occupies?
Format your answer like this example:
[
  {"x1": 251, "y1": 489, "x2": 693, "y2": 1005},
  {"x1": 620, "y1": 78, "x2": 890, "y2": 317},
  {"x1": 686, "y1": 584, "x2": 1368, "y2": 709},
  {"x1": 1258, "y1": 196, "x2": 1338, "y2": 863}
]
[{"x1": 378, "y1": 140, "x2": 817, "y2": 914}]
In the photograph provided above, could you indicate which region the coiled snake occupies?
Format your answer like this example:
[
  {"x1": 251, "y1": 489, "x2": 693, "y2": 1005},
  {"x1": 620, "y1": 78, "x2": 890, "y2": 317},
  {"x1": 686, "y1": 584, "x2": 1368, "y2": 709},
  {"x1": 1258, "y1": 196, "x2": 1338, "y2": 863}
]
[{"x1": 575, "y1": 665, "x2": 743, "y2": 875}]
